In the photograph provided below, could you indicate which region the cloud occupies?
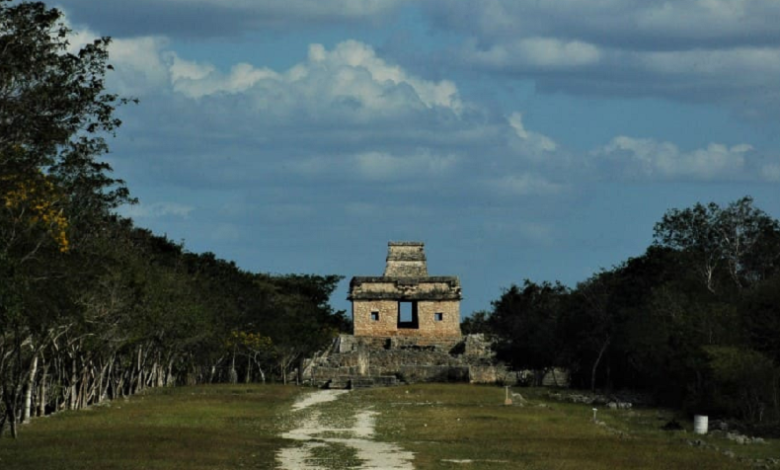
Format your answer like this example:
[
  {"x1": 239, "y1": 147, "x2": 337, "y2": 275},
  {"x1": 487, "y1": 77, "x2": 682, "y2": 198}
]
[
  {"x1": 353, "y1": 150, "x2": 459, "y2": 181},
  {"x1": 286, "y1": 149, "x2": 459, "y2": 182},
  {"x1": 761, "y1": 164, "x2": 780, "y2": 182},
  {"x1": 171, "y1": 60, "x2": 280, "y2": 98},
  {"x1": 421, "y1": 0, "x2": 780, "y2": 119},
  {"x1": 112, "y1": 40, "x2": 464, "y2": 122},
  {"x1": 121, "y1": 202, "x2": 194, "y2": 219},
  {"x1": 56, "y1": 0, "x2": 409, "y2": 37},
  {"x1": 77, "y1": 19, "x2": 770, "y2": 221},
  {"x1": 507, "y1": 112, "x2": 558, "y2": 155},
  {"x1": 60, "y1": 1, "x2": 780, "y2": 119},
  {"x1": 593, "y1": 136, "x2": 753, "y2": 180},
  {"x1": 424, "y1": 0, "x2": 780, "y2": 49},
  {"x1": 463, "y1": 37, "x2": 602, "y2": 70},
  {"x1": 490, "y1": 174, "x2": 563, "y2": 196}
]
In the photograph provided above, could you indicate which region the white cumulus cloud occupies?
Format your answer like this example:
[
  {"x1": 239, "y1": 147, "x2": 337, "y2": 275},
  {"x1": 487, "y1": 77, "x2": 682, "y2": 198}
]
[
  {"x1": 508, "y1": 112, "x2": 558, "y2": 155},
  {"x1": 354, "y1": 150, "x2": 459, "y2": 181},
  {"x1": 464, "y1": 37, "x2": 602, "y2": 70},
  {"x1": 108, "y1": 39, "x2": 464, "y2": 121},
  {"x1": 594, "y1": 136, "x2": 753, "y2": 180}
]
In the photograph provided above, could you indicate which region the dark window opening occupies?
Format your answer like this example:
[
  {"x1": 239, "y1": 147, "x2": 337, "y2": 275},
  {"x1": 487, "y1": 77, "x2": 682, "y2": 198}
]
[
  {"x1": 397, "y1": 301, "x2": 419, "y2": 329},
  {"x1": 434, "y1": 312, "x2": 443, "y2": 321},
  {"x1": 371, "y1": 311, "x2": 379, "y2": 321}
]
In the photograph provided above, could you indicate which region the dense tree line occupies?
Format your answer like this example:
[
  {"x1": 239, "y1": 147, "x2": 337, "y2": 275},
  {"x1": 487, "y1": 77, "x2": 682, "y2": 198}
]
[
  {"x1": 469, "y1": 196, "x2": 780, "y2": 424},
  {"x1": 1, "y1": 0, "x2": 347, "y2": 439}
]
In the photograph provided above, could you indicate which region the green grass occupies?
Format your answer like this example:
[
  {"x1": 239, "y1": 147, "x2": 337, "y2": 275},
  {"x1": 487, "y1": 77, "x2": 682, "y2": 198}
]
[
  {"x1": 351, "y1": 385, "x2": 773, "y2": 469},
  {"x1": 0, "y1": 385, "x2": 301, "y2": 470},
  {"x1": 2, "y1": 383, "x2": 778, "y2": 469}
]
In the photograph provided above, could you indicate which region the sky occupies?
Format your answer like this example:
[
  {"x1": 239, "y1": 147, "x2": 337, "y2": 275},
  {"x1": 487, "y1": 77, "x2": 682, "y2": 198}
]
[{"x1": 55, "y1": 0, "x2": 780, "y2": 317}]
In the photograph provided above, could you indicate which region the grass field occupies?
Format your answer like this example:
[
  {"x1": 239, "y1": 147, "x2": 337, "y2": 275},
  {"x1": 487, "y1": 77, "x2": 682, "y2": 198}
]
[
  {"x1": 0, "y1": 385, "x2": 299, "y2": 469},
  {"x1": 1, "y1": 383, "x2": 777, "y2": 469}
]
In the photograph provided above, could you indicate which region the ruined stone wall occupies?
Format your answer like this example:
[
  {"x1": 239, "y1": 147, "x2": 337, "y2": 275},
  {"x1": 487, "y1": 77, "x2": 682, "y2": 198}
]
[
  {"x1": 416, "y1": 300, "x2": 461, "y2": 338},
  {"x1": 352, "y1": 299, "x2": 461, "y2": 338},
  {"x1": 384, "y1": 260, "x2": 427, "y2": 277},
  {"x1": 384, "y1": 242, "x2": 427, "y2": 277},
  {"x1": 305, "y1": 334, "x2": 526, "y2": 387},
  {"x1": 349, "y1": 241, "x2": 461, "y2": 339},
  {"x1": 350, "y1": 280, "x2": 460, "y2": 299},
  {"x1": 353, "y1": 300, "x2": 400, "y2": 337}
]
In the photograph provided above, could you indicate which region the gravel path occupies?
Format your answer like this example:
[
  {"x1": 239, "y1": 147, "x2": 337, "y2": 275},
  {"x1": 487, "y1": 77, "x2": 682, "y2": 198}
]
[{"x1": 277, "y1": 389, "x2": 414, "y2": 469}]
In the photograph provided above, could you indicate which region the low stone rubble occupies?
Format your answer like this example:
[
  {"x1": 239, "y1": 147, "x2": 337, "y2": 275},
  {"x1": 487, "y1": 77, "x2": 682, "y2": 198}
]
[
  {"x1": 546, "y1": 390, "x2": 652, "y2": 408},
  {"x1": 725, "y1": 432, "x2": 766, "y2": 445},
  {"x1": 686, "y1": 437, "x2": 778, "y2": 468}
]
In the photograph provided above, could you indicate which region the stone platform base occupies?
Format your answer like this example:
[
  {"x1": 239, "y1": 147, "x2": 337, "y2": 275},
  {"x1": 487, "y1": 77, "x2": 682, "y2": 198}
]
[{"x1": 303, "y1": 334, "x2": 522, "y2": 388}]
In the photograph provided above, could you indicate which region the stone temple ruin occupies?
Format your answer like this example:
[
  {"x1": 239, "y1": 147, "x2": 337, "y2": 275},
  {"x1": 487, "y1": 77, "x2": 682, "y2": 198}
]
[
  {"x1": 303, "y1": 242, "x2": 519, "y2": 389},
  {"x1": 350, "y1": 242, "x2": 462, "y2": 340}
]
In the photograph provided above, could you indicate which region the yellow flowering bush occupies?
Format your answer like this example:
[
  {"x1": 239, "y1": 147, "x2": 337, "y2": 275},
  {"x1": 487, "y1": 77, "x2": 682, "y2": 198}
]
[
  {"x1": 2, "y1": 172, "x2": 70, "y2": 252},
  {"x1": 227, "y1": 330, "x2": 273, "y2": 351}
]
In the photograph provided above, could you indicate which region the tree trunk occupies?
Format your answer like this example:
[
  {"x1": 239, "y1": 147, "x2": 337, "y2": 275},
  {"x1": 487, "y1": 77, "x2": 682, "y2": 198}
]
[
  {"x1": 591, "y1": 337, "x2": 610, "y2": 392},
  {"x1": 1, "y1": 383, "x2": 19, "y2": 439},
  {"x1": 209, "y1": 355, "x2": 225, "y2": 383},
  {"x1": 68, "y1": 356, "x2": 77, "y2": 410},
  {"x1": 135, "y1": 345, "x2": 145, "y2": 393},
  {"x1": 38, "y1": 361, "x2": 47, "y2": 417},
  {"x1": 251, "y1": 353, "x2": 266, "y2": 384},
  {"x1": 229, "y1": 348, "x2": 238, "y2": 384},
  {"x1": 102, "y1": 357, "x2": 114, "y2": 402},
  {"x1": 9, "y1": 408, "x2": 17, "y2": 439},
  {"x1": 166, "y1": 357, "x2": 175, "y2": 386},
  {"x1": 4, "y1": 384, "x2": 19, "y2": 439},
  {"x1": 245, "y1": 357, "x2": 252, "y2": 383},
  {"x1": 22, "y1": 354, "x2": 38, "y2": 422}
]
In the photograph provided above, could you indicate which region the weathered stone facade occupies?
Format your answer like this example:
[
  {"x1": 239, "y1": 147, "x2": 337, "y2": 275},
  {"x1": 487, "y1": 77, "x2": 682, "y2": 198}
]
[
  {"x1": 303, "y1": 334, "x2": 519, "y2": 388},
  {"x1": 301, "y1": 241, "x2": 569, "y2": 389},
  {"x1": 349, "y1": 242, "x2": 461, "y2": 339}
]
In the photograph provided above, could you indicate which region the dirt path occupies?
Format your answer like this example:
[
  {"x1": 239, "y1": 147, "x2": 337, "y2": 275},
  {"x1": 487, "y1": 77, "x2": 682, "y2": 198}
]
[{"x1": 277, "y1": 389, "x2": 414, "y2": 469}]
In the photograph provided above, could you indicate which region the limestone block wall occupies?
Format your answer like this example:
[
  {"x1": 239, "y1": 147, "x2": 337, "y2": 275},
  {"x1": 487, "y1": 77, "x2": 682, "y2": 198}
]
[
  {"x1": 384, "y1": 242, "x2": 427, "y2": 277},
  {"x1": 416, "y1": 300, "x2": 461, "y2": 338},
  {"x1": 384, "y1": 260, "x2": 427, "y2": 277},
  {"x1": 349, "y1": 278, "x2": 461, "y2": 301},
  {"x1": 304, "y1": 334, "x2": 529, "y2": 387},
  {"x1": 352, "y1": 299, "x2": 461, "y2": 338},
  {"x1": 353, "y1": 300, "x2": 401, "y2": 337}
]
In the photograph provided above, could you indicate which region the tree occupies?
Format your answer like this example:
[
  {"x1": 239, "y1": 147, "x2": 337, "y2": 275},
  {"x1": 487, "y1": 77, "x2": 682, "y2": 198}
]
[
  {"x1": 701, "y1": 346, "x2": 778, "y2": 422},
  {"x1": 653, "y1": 197, "x2": 780, "y2": 293},
  {"x1": 741, "y1": 274, "x2": 780, "y2": 363},
  {"x1": 563, "y1": 271, "x2": 616, "y2": 391},
  {"x1": 1, "y1": 0, "x2": 133, "y2": 438},
  {"x1": 1, "y1": 1, "x2": 134, "y2": 187},
  {"x1": 461, "y1": 310, "x2": 490, "y2": 335},
  {"x1": 265, "y1": 274, "x2": 346, "y2": 384},
  {"x1": 488, "y1": 280, "x2": 568, "y2": 383}
]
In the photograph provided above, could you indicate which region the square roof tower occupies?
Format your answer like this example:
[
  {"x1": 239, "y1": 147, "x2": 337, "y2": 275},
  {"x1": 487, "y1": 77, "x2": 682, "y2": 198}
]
[{"x1": 383, "y1": 241, "x2": 428, "y2": 277}]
